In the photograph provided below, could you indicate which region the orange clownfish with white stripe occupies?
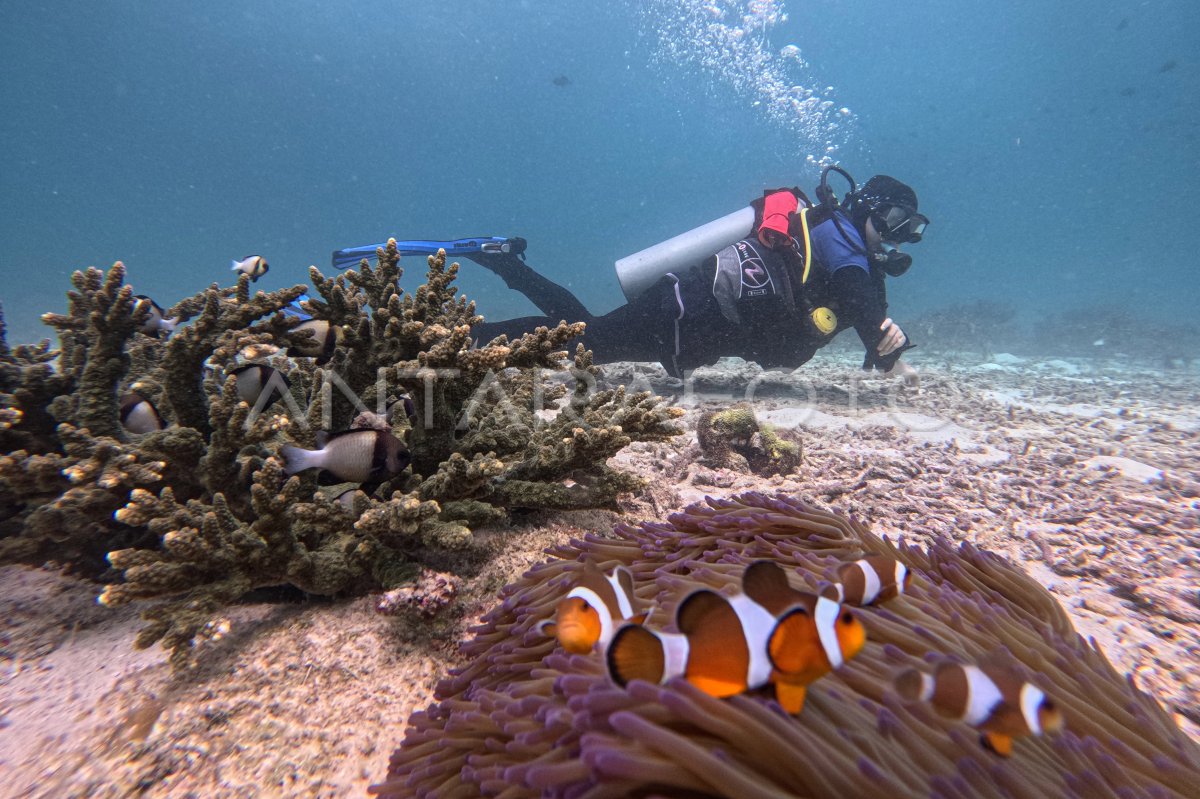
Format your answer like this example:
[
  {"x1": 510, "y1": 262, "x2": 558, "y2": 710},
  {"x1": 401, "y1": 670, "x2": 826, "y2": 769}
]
[
  {"x1": 606, "y1": 561, "x2": 866, "y2": 714},
  {"x1": 536, "y1": 563, "x2": 652, "y2": 654},
  {"x1": 894, "y1": 659, "x2": 1064, "y2": 757},
  {"x1": 832, "y1": 555, "x2": 912, "y2": 606}
]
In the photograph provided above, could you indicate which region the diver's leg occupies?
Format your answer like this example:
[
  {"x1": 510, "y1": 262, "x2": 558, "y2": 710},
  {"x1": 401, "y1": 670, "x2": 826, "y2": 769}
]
[
  {"x1": 472, "y1": 300, "x2": 665, "y2": 366},
  {"x1": 577, "y1": 300, "x2": 671, "y2": 364},
  {"x1": 465, "y1": 253, "x2": 591, "y2": 322}
]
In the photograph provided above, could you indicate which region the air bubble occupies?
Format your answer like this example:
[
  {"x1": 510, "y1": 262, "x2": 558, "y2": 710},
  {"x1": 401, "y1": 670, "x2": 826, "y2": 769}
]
[{"x1": 636, "y1": 0, "x2": 855, "y2": 162}]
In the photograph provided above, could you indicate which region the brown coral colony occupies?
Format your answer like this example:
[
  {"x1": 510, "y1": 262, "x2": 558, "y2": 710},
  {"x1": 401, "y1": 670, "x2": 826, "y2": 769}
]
[{"x1": 0, "y1": 243, "x2": 683, "y2": 668}]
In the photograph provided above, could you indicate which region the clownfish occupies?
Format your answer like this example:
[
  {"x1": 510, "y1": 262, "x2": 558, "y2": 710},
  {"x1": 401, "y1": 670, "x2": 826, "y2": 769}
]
[
  {"x1": 536, "y1": 563, "x2": 651, "y2": 654},
  {"x1": 832, "y1": 555, "x2": 912, "y2": 606},
  {"x1": 894, "y1": 659, "x2": 1064, "y2": 757},
  {"x1": 606, "y1": 561, "x2": 866, "y2": 714}
]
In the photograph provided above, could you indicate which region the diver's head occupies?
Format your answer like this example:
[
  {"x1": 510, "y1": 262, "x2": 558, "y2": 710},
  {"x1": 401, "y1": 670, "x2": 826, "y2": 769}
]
[{"x1": 849, "y1": 175, "x2": 928, "y2": 246}]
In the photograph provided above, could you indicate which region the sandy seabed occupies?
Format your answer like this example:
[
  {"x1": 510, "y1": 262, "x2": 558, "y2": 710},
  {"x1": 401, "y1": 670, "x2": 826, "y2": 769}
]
[{"x1": 2, "y1": 349, "x2": 1197, "y2": 798}]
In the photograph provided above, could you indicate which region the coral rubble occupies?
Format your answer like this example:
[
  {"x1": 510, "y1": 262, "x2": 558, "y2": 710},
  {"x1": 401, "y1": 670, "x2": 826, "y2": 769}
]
[
  {"x1": 0, "y1": 246, "x2": 683, "y2": 666},
  {"x1": 373, "y1": 492, "x2": 1200, "y2": 798}
]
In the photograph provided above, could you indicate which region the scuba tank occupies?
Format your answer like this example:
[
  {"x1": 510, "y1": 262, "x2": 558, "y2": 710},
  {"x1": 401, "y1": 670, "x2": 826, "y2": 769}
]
[
  {"x1": 614, "y1": 206, "x2": 757, "y2": 301},
  {"x1": 612, "y1": 169, "x2": 857, "y2": 301}
]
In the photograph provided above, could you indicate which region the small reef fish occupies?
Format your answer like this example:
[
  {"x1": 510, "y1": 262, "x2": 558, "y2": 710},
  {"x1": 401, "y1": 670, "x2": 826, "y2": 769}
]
[
  {"x1": 386, "y1": 394, "x2": 417, "y2": 426},
  {"x1": 832, "y1": 555, "x2": 912, "y2": 606},
  {"x1": 287, "y1": 319, "x2": 342, "y2": 365},
  {"x1": 230, "y1": 255, "x2": 269, "y2": 281},
  {"x1": 536, "y1": 563, "x2": 651, "y2": 654},
  {"x1": 132, "y1": 295, "x2": 177, "y2": 338},
  {"x1": 552, "y1": 74, "x2": 571, "y2": 87},
  {"x1": 230, "y1": 363, "x2": 290, "y2": 407},
  {"x1": 607, "y1": 561, "x2": 865, "y2": 713},
  {"x1": 119, "y1": 392, "x2": 166, "y2": 434},
  {"x1": 280, "y1": 429, "x2": 410, "y2": 484},
  {"x1": 894, "y1": 659, "x2": 1064, "y2": 757},
  {"x1": 238, "y1": 342, "x2": 280, "y2": 361}
]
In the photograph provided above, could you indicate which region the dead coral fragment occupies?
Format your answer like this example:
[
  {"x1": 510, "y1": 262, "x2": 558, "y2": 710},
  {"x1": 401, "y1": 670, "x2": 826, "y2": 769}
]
[
  {"x1": 374, "y1": 492, "x2": 1200, "y2": 799},
  {"x1": 375, "y1": 569, "x2": 462, "y2": 617}
]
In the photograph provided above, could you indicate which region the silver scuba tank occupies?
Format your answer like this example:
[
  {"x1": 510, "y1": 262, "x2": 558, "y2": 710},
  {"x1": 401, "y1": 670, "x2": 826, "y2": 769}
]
[{"x1": 613, "y1": 206, "x2": 756, "y2": 300}]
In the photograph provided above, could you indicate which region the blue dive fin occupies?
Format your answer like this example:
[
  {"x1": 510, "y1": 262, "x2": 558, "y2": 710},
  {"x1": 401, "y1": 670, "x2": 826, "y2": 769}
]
[
  {"x1": 331, "y1": 237, "x2": 526, "y2": 270},
  {"x1": 283, "y1": 292, "x2": 312, "y2": 321}
]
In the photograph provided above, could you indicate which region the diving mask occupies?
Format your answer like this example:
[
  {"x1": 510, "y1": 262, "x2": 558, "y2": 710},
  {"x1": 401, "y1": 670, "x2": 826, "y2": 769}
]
[{"x1": 873, "y1": 205, "x2": 928, "y2": 244}]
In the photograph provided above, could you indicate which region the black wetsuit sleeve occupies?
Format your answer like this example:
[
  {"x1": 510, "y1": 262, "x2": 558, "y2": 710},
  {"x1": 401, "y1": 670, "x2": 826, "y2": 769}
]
[{"x1": 829, "y1": 266, "x2": 908, "y2": 371}]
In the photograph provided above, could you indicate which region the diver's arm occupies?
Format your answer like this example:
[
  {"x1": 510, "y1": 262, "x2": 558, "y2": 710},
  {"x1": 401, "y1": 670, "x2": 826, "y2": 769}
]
[{"x1": 829, "y1": 267, "x2": 910, "y2": 371}]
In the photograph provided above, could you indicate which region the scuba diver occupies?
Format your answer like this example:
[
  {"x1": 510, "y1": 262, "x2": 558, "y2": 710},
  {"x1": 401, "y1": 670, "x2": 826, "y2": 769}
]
[{"x1": 329, "y1": 167, "x2": 928, "y2": 380}]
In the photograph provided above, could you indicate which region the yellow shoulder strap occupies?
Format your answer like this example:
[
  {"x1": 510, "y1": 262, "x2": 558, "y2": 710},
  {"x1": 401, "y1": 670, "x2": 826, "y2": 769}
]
[{"x1": 799, "y1": 206, "x2": 814, "y2": 285}]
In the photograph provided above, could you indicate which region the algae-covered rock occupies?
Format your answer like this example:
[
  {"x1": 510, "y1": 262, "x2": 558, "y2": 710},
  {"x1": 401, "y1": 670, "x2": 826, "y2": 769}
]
[{"x1": 698, "y1": 402, "x2": 801, "y2": 475}]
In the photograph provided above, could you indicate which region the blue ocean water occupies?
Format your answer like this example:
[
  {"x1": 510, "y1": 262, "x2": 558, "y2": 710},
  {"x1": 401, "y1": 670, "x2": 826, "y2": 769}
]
[{"x1": 1, "y1": 0, "x2": 1197, "y2": 350}]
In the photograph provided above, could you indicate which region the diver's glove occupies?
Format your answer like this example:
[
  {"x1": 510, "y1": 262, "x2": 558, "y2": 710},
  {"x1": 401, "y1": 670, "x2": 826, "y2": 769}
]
[{"x1": 877, "y1": 318, "x2": 909, "y2": 357}]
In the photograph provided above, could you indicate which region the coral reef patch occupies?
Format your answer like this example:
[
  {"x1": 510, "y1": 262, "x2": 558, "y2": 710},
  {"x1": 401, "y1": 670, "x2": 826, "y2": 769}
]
[
  {"x1": 0, "y1": 245, "x2": 683, "y2": 667},
  {"x1": 374, "y1": 491, "x2": 1200, "y2": 798}
]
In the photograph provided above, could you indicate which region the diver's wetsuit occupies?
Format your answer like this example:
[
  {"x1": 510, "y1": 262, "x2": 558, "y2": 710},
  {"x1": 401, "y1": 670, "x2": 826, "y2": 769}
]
[{"x1": 468, "y1": 216, "x2": 906, "y2": 377}]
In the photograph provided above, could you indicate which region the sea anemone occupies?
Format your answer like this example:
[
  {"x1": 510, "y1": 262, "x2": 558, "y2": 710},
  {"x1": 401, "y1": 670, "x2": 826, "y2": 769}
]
[{"x1": 372, "y1": 491, "x2": 1199, "y2": 798}]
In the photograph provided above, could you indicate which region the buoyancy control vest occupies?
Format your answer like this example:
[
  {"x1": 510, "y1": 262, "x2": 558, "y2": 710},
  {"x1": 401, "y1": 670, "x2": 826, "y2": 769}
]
[
  {"x1": 710, "y1": 237, "x2": 798, "y2": 325},
  {"x1": 711, "y1": 189, "x2": 840, "y2": 338}
]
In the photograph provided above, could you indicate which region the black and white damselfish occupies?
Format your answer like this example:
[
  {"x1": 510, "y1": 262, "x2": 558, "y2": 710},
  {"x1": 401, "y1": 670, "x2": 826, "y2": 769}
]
[
  {"x1": 280, "y1": 429, "x2": 409, "y2": 484},
  {"x1": 119, "y1": 392, "x2": 167, "y2": 434}
]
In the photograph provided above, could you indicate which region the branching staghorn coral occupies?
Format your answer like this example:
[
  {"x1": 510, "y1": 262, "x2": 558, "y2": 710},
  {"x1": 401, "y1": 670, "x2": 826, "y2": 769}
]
[
  {"x1": 0, "y1": 302, "x2": 64, "y2": 454},
  {"x1": 37, "y1": 263, "x2": 146, "y2": 440},
  {"x1": 159, "y1": 275, "x2": 306, "y2": 435},
  {"x1": 102, "y1": 458, "x2": 442, "y2": 668},
  {"x1": 0, "y1": 265, "x2": 304, "y2": 575},
  {"x1": 299, "y1": 243, "x2": 684, "y2": 516},
  {"x1": 0, "y1": 423, "x2": 205, "y2": 569},
  {"x1": 3, "y1": 243, "x2": 683, "y2": 666},
  {"x1": 374, "y1": 491, "x2": 1200, "y2": 799}
]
